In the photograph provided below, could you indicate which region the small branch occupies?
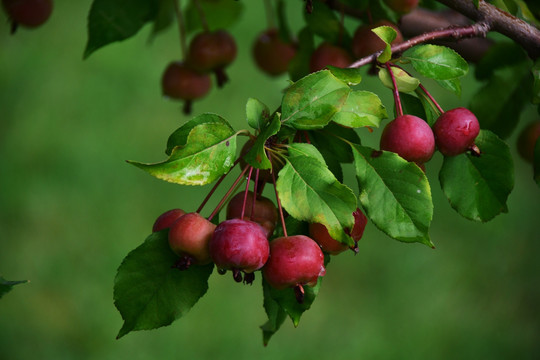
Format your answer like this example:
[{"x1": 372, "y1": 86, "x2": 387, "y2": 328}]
[
  {"x1": 348, "y1": 22, "x2": 491, "y2": 68},
  {"x1": 174, "y1": 0, "x2": 187, "y2": 59},
  {"x1": 193, "y1": 0, "x2": 210, "y2": 32},
  {"x1": 436, "y1": 0, "x2": 540, "y2": 60},
  {"x1": 385, "y1": 63, "x2": 403, "y2": 117},
  {"x1": 208, "y1": 166, "x2": 249, "y2": 222}
]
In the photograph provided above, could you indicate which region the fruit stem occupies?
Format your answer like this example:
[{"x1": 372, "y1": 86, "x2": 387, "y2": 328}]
[
  {"x1": 173, "y1": 0, "x2": 187, "y2": 59},
  {"x1": 240, "y1": 166, "x2": 254, "y2": 220},
  {"x1": 390, "y1": 63, "x2": 445, "y2": 115},
  {"x1": 418, "y1": 83, "x2": 444, "y2": 114},
  {"x1": 269, "y1": 152, "x2": 288, "y2": 238},
  {"x1": 208, "y1": 165, "x2": 250, "y2": 222},
  {"x1": 385, "y1": 62, "x2": 403, "y2": 117},
  {"x1": 253, "y1": 168, "x2": 260, "y2": 207},
  {"x1": 196, "y1": 158, "x2": 241, "y2": 214},
  {"x1": 303, "y1": 131, "x2": 311, "y2": 144},
  {"x1": 193, "y1": 0, "x2": 210, "y2": 32},
  {"x1": 263, "y1": 0, "x2": 276, "y2": 29}
]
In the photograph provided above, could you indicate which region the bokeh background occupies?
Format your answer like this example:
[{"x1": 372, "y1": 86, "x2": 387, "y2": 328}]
[{"x1": 1, "y1": 2, "x2": 539, "y2": 359}]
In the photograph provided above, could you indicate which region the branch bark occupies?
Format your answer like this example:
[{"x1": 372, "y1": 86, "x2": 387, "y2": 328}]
[{"x1": 436, "y1": 0, "x2": 540, "y2": 59}]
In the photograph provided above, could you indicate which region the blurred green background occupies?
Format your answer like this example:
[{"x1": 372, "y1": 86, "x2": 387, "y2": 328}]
[{"x1": 1, "y1": 2, "x2": 539, "y2": 359}]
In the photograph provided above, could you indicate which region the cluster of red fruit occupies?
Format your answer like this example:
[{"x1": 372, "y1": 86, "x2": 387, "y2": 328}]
[
  {"x1": 380, "y1": 107, "x2": 481, "y2": 167},
  {"x1": 161, "y1": 29, "x2": 237, "y2": 114},
  {"x1": 152, "y1": 188, "x2": 367, "y2": 301},
  {"x1": 1, "y1": 0, "x2": 53, "y2": 32},
  {"x1": 252, "y1": 19, "x2": 404, "y2": 77}
]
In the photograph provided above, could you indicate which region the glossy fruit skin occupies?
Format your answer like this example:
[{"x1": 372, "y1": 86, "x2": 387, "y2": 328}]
[
  {"x1": 380, "y1": 115, "x2": 435, "y2": 163},
  {"x1": 226, "y1": 191, "x2": 278, "y2": 237},
  {"x1": 161, "y1": 61, "x2": 211, "y2": 101},
  {"x1": 309, "y1": 208, "x2": 368, "y2": 255},
  {"x1": 433, "y1": 107, "x2": 480, "y2": 156},
  {"x1": 253, "y1": 28, "x2": 297, "y2": 76},
  {"x1": 263, "y1": 235, "x2": 326, "y2": 290},
  {"x1": 517, "y1": 121, "x2": 540, "y2": 163},
  {"x1": 209, "y1": 219, "x2": 269, "y2": 273},
  {"x1": 188, "y1": 30, "x2": 237, "y2": 72},
  {"x1": 309, "y1": 42, "x2": 352, "y2": 73},
  {"x1": 383, "y1": 0, "x2": 419, "y2": 14},
  {"x1": 152, "y1": 208, "x2": 186, "y2": 232},
  {"x1": 168, "y1": 212, "x2": 216, "y2": 265},
  {"x1": 2, "y1": 0, "x2": 52, "y2": 28},
  {"x1": 352, "y1": 20, "x2": 404, "y2": 59}
]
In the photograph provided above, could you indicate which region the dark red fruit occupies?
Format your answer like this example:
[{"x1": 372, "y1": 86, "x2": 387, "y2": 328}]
[
  {"x1": 209, "y1": 219, "x2": 269, "y2": 282},
  {"x1": 2, "y1": 0, "x2": 52, "y2": 29},
  {"x1": 152, "y1": 208, "x2": 186, "y2": 232},
  {"x1": 188, "y1": 30, "x2": 237, "y2": 72},
  {"x1": 168, "y1": 212, "x2": 216, "y2": 268},
  {"x1": 309, "y1": 208, "x2": 368, "y2": 255},
  {"x1": 380, "y1": 115, "x2": 435, "y2": 163},
  {"x1": 309, "y1": 42, "x2": 352, "y2": 73},
  {"x1": 187, "y1": 30, "x2": 237, "y2": 87},
  {"x1": 253, "y1": 28, "x2": 297, "y2": 76},
  {"x1": 161, "y1": 61, "x2": 212, "y2": 114},
  {"x1": 226, "y1": 191, "x2": 278, "y2": 237},
  {"x1": 516, "y1": 120, "x2": 540, "y2": 163},
  {"x1": 433, "y1": 107, "x2": 480, "y2": 156},
  {"x1": 383, "y1": 0, "x2": 419, "y2": 14},
  {"x1": 352, "y1": 20, "x2": 404, "y2": 59},
  {"x1": 262, "y1": 235, "x2": 326, "y2": 297}
]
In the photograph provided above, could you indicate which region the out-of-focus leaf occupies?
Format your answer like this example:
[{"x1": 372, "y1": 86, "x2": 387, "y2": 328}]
[
  {"x1": 184, "y1": 0, "x2": 244, "y2": 33},
  {"x1": 0, "y1": 277, "x2": 28, "y2": 299},
  {"x1": 470, "y1": 65, "x2": 532, "y2": 139},
  {"x1": 84, "y1": 0, "x2": 159, "y2": 58}
]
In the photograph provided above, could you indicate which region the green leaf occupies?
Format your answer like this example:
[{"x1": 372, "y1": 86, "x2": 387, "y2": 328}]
[
  {"x1": 534, "y1": 138, "x2": 540, "y2": 186},
  {"x1": 276, "y1": 0, "x2": 293, "y2": 43},
  {"x1": 264, "y1": 276, "x2": 323, "y2": 328},
  {"x1": 310, "y1": 122, "x2": 361, "y2": 164},
  {"x1": 260, "y1": 280, "x2": 287, "y2": 346},
  {"x1": 84, "y1": 0, "x2": 159, "y2": 59},
  {"x1": 276, "y1": 143, "x2": 357, "y2": 245},
  {"x1": 330, "y1": 90, "x2": 387, "y2": 128},
  {"x1": 414, "y1": 90, "x2": 440, "y2": 126},
  {"x1": 439, "y1": 130, "x2": 514, "y2": 222},
  {"x1": 281, "y1": 71, "x2": 350, "y2": 130},
  {"x1": 246, "y1": 98, "x2": 271, "y2": 131},
  {"x1": 403, "y1": 45, "x2": 469, "y2": 80},
  {"x1": 129, "y1": 117, "x2": 239, "y2": 185},
  {"x1": 351, "y1": 145, "x2": 433, "y2": 246},
  {"x1": 372, "y1": 25, "x2": 397, "y2": 63},
  {"x1": 326, "y1": 66, "x2": 362, "y2": 86},
  {"x1": 114, "y1": 231, "x2": 214, "y2": 338},
  {"x1": 469, "y1": 65, "x2": 532, "y2": 139},
  {"x1": 378, "y1": 67, "x2": 420, "y2": 93},
  {"x1": 244, "y1": 115, "x2": 281, "y2": 170},
  {"x1": 436, "y1": 78, "x2": 462, "y2": 97},
  {"x1": 303, "y1": 0, "x2": 350, "y2": 45},
  {"x1": 184, "y1": 0, "x2": 244, "y2": 33},
  {"x1": 0, "y1": 277, "x2": 28, "y2": 299},
  {"x1": 166, "y1": 113, "x2": 233, "y2": 155}
]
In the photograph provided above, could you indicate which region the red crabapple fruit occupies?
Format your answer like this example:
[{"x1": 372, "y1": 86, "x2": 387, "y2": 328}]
[
  {"x1": 226, "y1": 191, "x2": 278, "y2": 237},
  {"x1": 152, "y1": 208, "x2": 186, "y2": 232},
  {"x1": 432, "y1": 107, "x2": 480, "y2": 156},
  {"x1": 380, "y1": 115, "x2": 435, "y2": 163},
  {"x1": 168, "y1": 212, "x2": 216, "y2": 270}
]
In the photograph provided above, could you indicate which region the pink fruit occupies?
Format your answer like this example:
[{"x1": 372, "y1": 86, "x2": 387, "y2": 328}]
[
  {"x1": 433, "y1": 107, "x2": 480, "y2": 156},
  {"x1": 380, "y1": 114, "x2": 435, "y2": 163},
  {"x1": 152, "y1": 208, "x2": 186, "y2": 232}
]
